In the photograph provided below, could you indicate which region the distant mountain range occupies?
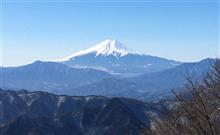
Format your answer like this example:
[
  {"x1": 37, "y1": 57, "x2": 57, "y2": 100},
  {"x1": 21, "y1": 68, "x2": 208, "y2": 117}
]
[
  {"x1": 0, "y1": 61, "x2": 112, "y2": 94},
  {"x1": 70, "y1": 58, "x2": 215, "y2": 101},
  {"x1": 0, "y1": 90, "x2": 167, "y2": 135},
  {"x1": 0, "y1": 39, "x2": 216, "y2": 101}
]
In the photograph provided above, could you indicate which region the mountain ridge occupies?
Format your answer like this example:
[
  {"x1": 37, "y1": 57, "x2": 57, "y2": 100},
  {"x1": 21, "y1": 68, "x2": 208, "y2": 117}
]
[
  {"x1": 70, "y1": 58, "x2": 215, "y2": 101},
  {"x1": 0, "y1": 61, "x2": 113, "y2": 93}
]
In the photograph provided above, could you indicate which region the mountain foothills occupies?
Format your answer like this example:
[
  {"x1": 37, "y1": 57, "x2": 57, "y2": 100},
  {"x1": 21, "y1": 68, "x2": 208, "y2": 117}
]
[
  {"x1": 0, "y1": 89, "x2": 168, "y2": 135},
  {"x1": 0, "y1": 61, "x2": 112, "y2": 94},
  {"x1": 71, "y1": 58, "x2": 214, "y2": 101}
]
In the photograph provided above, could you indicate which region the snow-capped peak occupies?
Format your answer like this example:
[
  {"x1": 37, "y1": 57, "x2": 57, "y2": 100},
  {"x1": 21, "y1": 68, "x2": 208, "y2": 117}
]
[
  {"x1": 92, "y1": 39, "x2": 129, "y2": 56},
  {"x1": 59, "y1": 39, "x2": 134, "y2": 61}
]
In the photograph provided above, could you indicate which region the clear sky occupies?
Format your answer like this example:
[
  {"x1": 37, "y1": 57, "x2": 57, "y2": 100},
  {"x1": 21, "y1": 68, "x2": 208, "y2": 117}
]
[{"x1": 1, "y1": 0, "x2": 219, "y2": 66}]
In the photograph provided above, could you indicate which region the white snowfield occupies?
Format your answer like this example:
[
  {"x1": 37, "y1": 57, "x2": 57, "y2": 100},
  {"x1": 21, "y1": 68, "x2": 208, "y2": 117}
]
[{"x1": 58, "y1": 39, "x2": 138, "y2": 62}]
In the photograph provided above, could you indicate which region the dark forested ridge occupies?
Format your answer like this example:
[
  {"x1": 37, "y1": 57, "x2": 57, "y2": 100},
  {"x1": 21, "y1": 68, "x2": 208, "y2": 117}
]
[{"x1": 0, "y1": 89, "x2": 168, "y2": 135}]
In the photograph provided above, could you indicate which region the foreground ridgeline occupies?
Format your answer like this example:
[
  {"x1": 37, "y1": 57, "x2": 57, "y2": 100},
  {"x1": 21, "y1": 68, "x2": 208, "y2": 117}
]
[{"x1": 0, "y1": 89, "x2": 167, "y2": 135}]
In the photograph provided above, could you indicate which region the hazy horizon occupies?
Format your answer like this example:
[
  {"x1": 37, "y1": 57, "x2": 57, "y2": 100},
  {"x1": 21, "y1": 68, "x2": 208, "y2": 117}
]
[{"x1": 1, "y1": 0, "x2": 219, "y2": 66}]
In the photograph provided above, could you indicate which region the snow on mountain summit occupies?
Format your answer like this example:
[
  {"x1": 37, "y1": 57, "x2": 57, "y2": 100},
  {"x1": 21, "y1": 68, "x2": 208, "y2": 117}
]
[
  {"x1": 59, "y1": 39, "x2": 135, "y2": 61},
  {"x1": 92, "y1": 39, "x2": 129, "y2": 56}
]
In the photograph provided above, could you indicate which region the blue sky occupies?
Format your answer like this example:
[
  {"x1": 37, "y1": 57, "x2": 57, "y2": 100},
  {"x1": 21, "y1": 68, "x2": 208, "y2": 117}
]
[{"x1": 1, "y1": 0, "x2": 219, "y2": 66}]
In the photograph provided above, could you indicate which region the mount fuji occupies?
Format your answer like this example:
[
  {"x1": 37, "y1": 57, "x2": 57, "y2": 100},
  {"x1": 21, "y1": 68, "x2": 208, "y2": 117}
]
[{"x1": 59, "y1": 39, "x2": 181, "y2": 76}]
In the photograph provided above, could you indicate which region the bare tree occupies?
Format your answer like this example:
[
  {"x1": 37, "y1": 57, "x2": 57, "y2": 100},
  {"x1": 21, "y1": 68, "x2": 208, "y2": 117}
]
[{"x1": 147, "y1": 59, "x2": 220, "y2": 135}]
